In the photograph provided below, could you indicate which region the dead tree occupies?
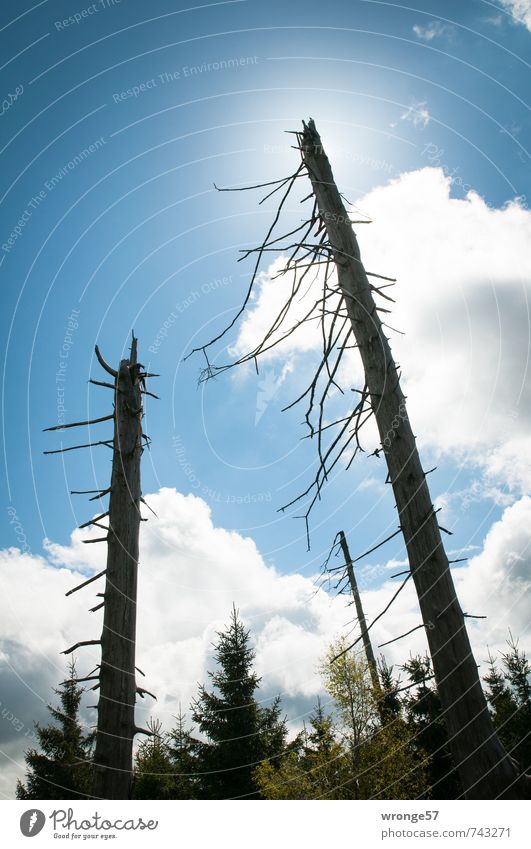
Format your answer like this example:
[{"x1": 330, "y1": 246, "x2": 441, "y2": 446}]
[
  {"x1": 45, "y1": 334, "x2": 157, "y2": 799},
  {"x1": 339, "y1": 530, "x2": 380, "y2": 693},
  {"x1": 319, "y1": 530, "x2": 381, "y2": 694},
  {"x1": 186, "y1": 120, "x2": 529, "y2": 799}
]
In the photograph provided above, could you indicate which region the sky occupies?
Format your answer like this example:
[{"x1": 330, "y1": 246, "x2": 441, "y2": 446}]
[{"x1": 0, "y1": 0, "x2": 530, "y2": 798}]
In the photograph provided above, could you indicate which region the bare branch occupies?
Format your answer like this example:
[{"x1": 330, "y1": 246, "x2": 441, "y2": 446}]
[
  {"x1": 43, "y1": 414, "x2": 114, "y2": 432},
  {"x1": 78, "y1": 512, "x2": 109, "y2": 530},
  {"x1": 378, "y1": 622, "x2": 426, "y2": 648},
  {"x1": 95, "y1": 345, "x2": 117, "y2": 378},
  {"x1": 61, "y1": 639, "x2": 100, "y2": 655},
  {"x1": 66, "y1": 570, "x2": 106, "y2": 596},
  {"x1": 89, "y1": 379, "x2": 116, "y2": 390},
  {"x1": 89, "y1": 487, "x2": 112, "y2": 501},
  {"x1": 44, "y1": 441, "x2": 113, "y2": 455},
  {"x1": 136, "y1": 687, "x2": 157, "y2": 700}
]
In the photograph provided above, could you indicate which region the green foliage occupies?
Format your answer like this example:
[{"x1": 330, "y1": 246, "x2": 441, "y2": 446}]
[
  {"x1": 16, "y1": 660, "x2": 94, "y2": 800},
  {"x1": 133, "y1": 720, "x2": 176, "y2": 800},
  {"x1": 401, "y1": 654, "x2": 462, "y2": 799},
  {"x1": 484, "y1": 635, "x2": 531, "y2": 773},
  {"x1": 322, "y1": 640, "x2": 428, "y2": 799},
  {"x1": 258, "y1": 639, "x2": 428, "y2": 800},
  {"x1": 255, "y1": 700, "x2": 352, "y2": 799},
  {"x1": 167, "y1": 708, "x2": 200, "y2": 798},
  {"x1": 192, "y1": 605, "x2": 287, "y2": 799},
  {"x1": 377, "y1": 655, "x2": 402, "y2": 722}
]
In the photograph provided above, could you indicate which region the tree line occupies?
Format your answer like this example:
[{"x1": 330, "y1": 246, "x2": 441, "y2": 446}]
[{"x1": 16, "y1": 608, "x2": 531, "y2": 800}]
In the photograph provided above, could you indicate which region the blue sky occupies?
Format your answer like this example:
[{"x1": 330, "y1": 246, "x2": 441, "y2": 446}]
[
  {"x1": 2, "y1": 0, "x2": 529, "y2": 565},
  {"x1": 1, "y1": 0, "x2": 530, "y2": 797}
]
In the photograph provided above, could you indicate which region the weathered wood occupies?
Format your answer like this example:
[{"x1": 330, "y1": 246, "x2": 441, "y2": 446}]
[
  {"x1": 92, "y1": 337, "x2": 143, "y2": 800},
  {"x1": 66, "y1": 569, "x2": 106, "y2": 597},
  {"x1": 301, "y1": 119, "x2": 529, "y2": 799},
  {"x1": 338, "y1": 530, "x2": 380, "y2": 693}
]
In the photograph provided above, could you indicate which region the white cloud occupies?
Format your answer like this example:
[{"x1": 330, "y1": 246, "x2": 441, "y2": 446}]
[
  {"x1": 500, "y1": 0, "x2": 531, "y2": 31},
  {"x1": 400, "y1": 100, "x2": 430, "y2": 128},
  {"x1": 231, "y1": 167, "x2": 531, "y2": 492},
  {"x1": 412, "y1": 20, "x2": 450, "y2": 41},
  {"x1": 1, "y1": 487, "x2": 529, "y2": 796},
  {"x1": 0, "y1": 489, "x2": 351, "y2": 796}
]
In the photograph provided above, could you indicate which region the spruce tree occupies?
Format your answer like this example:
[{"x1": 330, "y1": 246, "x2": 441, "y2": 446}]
[
  {"x1": 16, "y1": 660, "x2": 94, "y2": 799},
  {"x1": 133, "y1": 719, "x2": 176, "y2": 800},
  {"x1": 402, "y1": 654, "x2": 461, "y2": 799},
  {"x1": 484, "y1": 637, "x2": 531, "y2": 773},
  {"x1": 192, "y1": 605, "x2": 286, "y2": 799},
  {"x1": 167, "y1": 708, "x2": 200, "y2": 799}
]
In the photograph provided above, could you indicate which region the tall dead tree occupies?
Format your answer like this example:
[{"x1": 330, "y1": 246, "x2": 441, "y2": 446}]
[
  {"x1": 187, "y1": 120, "x2": 529, "y2": 798},
  {"x1": 45, "y1": 334, "x2": 157, "y2": 799}
]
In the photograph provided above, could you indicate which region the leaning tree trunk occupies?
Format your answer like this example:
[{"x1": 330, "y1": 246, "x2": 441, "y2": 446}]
[
  {"x1": 92, "y1": 339, "x2": 143, "y2": 800},
  {"x1": 338, "y1": 530, "x2": 380, "y2": 694},
  {"x1": 300, "y1": 119, "x2": 528, "y2": 799}
]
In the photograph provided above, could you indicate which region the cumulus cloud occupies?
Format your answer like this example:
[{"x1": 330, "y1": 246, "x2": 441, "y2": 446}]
[
  {"x1": 500, "y1": 0, "x2": 531, "y2": 31},
  {"x1": 231, "y1": 167, "x2": 531, "y2": 492},
  {"x1": 0, "y1": 489, "x2": 350, "y2": 796},
  {"x1": 1, "y1": 487, "x2": 529, "y2": 796}
]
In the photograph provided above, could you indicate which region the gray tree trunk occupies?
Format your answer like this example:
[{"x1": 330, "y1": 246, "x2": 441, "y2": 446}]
[
  {"x1": 93, "y1": 339, "x2": 143, "y2": 799},
  {"x1": 301, "y1": 119, "x2": 528, "y2": 799},
  {"x1": 338, "y1": 530, "x2": 380, "y2": 693}
]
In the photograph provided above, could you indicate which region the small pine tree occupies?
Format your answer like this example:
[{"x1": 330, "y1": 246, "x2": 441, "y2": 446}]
[
  {"x1": 167, "y1": 707, "x2": 199, "y2": 799},
  {"x1": 133, "y1": 719, "x2": 176, "y2": 800},
  {"x1": 377, "y1": 655, "x2": 402, "y2": 722},
  {"x1": 192, "y1": 605, "x2": 287, "y2": 799},
  {"x1": 16, "y1": 660, "x2": 94, "y2": 799}
]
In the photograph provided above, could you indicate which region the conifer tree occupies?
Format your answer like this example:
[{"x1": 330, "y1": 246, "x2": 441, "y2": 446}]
[
  {"x1": 132, "y1": 719, "x2": 176, "y2": 800},
  {"x1": 401, "y1": 654, "x2": 462, "y2": 799},
  {"x1": 484, "y1": 637, "x2": 531, "y2": 773},
  {"x1": 255, "y1": 699, "x2": 351, "y2": 799},
  {"x1": 16, "y1": 660, "x2": 93, "y2": 799},
  {"x1": 192, "y1": 606, "x2": 287, "y2": 799},
  {"x1": 167, "y1": 707, "x2": 200, "y2": 799}
]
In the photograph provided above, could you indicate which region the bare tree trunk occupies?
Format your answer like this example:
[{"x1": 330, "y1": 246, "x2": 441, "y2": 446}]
[
  {"x1": 339, "y1": 530, "x2": 380, "y2": 693},
  {"x1": 300, "y1": 119, "x2": 528, "y2": 799},
  {"x1": 93, "y1": 338, "x2": 143, "y2": 800}
]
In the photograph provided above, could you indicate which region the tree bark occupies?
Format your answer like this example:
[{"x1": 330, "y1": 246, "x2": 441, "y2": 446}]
[
  {"x1": 93, "y1": 339, "x2": 143, "y2": 800},
  {"x1": 300, "y1": 119, "x2": 529, "y2": 799}
]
